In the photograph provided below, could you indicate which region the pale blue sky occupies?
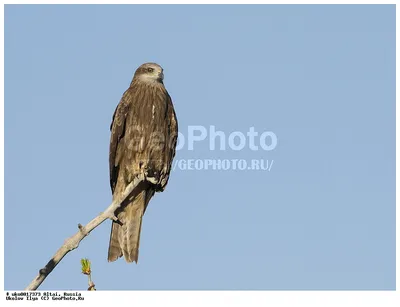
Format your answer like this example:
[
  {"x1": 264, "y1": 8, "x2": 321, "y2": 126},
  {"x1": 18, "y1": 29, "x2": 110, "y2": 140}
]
[{"x1": 5, "y1": 5, "x2": 395, "y2": 290}]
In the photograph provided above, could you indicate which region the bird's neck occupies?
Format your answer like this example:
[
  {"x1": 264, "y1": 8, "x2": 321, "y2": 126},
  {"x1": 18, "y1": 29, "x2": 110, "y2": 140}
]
[{"x1": 131, "y1": 76, "x2": 163, "y2": 86}]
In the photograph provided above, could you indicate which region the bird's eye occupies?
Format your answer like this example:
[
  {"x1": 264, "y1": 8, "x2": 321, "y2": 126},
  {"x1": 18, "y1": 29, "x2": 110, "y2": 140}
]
[{"x1": 147, "y1": 68, "x2": 154, "y2": 73}]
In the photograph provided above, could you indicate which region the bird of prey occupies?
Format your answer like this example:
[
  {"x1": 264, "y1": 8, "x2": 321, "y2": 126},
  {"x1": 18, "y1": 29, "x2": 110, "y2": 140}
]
[{"x1": 108, "y1": 63, "x2": 178, "y2": 263}]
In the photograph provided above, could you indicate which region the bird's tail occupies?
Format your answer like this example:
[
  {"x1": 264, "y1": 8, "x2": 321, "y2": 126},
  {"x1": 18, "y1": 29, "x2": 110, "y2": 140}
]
[{"x1": 108, "y1": 189, "x2": 151, "y2": 263}]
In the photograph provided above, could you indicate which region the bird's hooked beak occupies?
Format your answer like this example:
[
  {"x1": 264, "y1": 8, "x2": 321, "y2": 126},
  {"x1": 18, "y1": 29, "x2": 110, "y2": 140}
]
[{"x1": 158, "y1": 70, "x2": 164, "y2": 81}]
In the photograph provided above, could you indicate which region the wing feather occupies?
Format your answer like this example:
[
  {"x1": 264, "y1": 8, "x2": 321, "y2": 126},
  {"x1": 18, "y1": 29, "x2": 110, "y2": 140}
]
[
  {"x1": 109, "y1": 92, "x2": 131, "y2": 193},
  {"x1": 159, "y1": 94, "x2": 178, "y2": 190}
]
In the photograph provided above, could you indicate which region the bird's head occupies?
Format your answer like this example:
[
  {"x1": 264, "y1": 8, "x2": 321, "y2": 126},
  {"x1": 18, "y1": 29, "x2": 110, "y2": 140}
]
[{"x1": 134, "y1": 62, "x2": 164, "y2": 83}]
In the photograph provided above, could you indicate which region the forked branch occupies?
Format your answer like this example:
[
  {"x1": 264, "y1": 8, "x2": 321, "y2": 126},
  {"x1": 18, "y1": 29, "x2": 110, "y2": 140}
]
[{"x1": 25, "y1": 173, "x2": 145, "y2": 291}]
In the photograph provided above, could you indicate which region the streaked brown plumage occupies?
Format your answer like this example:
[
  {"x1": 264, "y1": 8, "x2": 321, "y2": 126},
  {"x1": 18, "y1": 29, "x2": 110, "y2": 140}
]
[{"x1": 108, "y1": 63, "x2": 178, "y2": 263}]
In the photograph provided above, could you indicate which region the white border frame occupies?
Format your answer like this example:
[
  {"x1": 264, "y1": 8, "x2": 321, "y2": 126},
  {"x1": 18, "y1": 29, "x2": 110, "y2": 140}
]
[{"x1": 1, "y1": 1, "x2": 398, "y2": 306}]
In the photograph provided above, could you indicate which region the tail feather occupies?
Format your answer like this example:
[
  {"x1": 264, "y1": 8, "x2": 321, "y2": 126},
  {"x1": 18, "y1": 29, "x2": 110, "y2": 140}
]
[
  {"x1": 108, "y1": 222, "x2": 122, "y2": 262},
  {"x1": 108, "y1": 189, "x2": 151, "y2": 263},
  {"x1": 122, "y1": 205, "x2": 144, "y2": 263}
]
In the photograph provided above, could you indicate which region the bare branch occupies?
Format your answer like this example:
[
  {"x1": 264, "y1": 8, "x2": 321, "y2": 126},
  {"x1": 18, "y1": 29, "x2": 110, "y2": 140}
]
[
  {"x1": 87, "y1": 274, "x2": 96, "y2": 291},
  {"x1": 25, "y1": 173, "x2": 145, "y2": 291}
]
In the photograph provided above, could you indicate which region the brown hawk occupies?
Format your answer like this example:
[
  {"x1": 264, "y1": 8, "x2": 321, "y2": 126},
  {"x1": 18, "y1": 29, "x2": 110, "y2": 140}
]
[{"x1": 108, "y1": 63, "x2": 178, "y2": 263}]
